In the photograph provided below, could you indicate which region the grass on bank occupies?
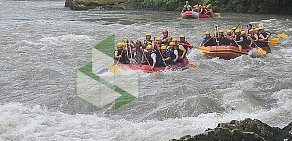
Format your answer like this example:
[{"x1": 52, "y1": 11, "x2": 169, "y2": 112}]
[{"x1": 74, "y1": 0, "x2": 127, "y2": 5}]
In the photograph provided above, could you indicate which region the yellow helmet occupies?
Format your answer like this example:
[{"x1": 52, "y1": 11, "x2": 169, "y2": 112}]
[
  {"x1": 180, "y1": 34, "x2": 185, "y2": 38},
  {"x1": 146, "y1": 44, "x2": 152, "y2": 50},
  {"x1": 249, "y1": 29, "x2": 254, "y2": 32},
  {"x1": 120, "y1": 42, "x2": 126, "y2": 47},
  {"x1": 172, "y1": 38, "x2": 178, "y2": 42},
  {"x1": 116, "y1": 42, "x2": 122, "y2": 48},
  {"x1": 218, "y1": 29, "x2": 224, "y2": 33},
  {"x1": 156, "y1": 37, "x2": 162, "y2": 41},
  {"x1": 255, "y1": 28, "x2": 259, "y2": 31},
  {"x1": 241, "y1": 31, "x2": 246, "y2": 34},
  {"x1": 235, "y1": 29, "x2": 241, "y2": 33},
  {"x1": 146, "y1": 32, "x2": 151, "y2": 36},
  {"x1": 259, "y1": 27, "x2": 264, "y2": 30},
  {"x1": 232, "y1": 27, "x2": 237, "y2": 30},
  {"x1": 187, "y1": 5, "x2": 192, "y2": 8},
  {"x1": 205, "y1": 32, "x2": 210, "y2": 35},
  {"x1": 227, "y1": 30, "x2": 232, "y2": 33},
  {"x1": 169, "y1": 42, "x2": 176, "y2": 46},
  {"x1": 161, "y1": 45, "x2": 167, "y2": 50}
]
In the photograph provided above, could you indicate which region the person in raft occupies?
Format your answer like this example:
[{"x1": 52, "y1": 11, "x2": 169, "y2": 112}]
[
  {"x1": 143, "y1": 44, "x2": 158, "y2": 70},
  {"x1": 143, "y1": 32, "x2": 153, "y2": 48},
  {"x1": 161, "y1": 29, "x2": 172, "y2": 46},
  {"x1": 178, "y1": 34, "x2": 194, "y2": 51},
  {"x1": 200, "y1": 32, "x2": 216, "y2": 46},
  {"x1": 114, "y1": 42, "x2": 130, "y2": 64}
]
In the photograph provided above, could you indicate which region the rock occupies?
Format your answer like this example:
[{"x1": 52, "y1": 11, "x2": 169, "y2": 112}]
[{"x1": 171, "y1": 118, "x2": 292, "y2": 141}]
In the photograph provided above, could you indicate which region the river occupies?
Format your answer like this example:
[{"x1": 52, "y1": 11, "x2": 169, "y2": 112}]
[{"x1": 1, "y1": 0, "x2": 292, "y2": 140}]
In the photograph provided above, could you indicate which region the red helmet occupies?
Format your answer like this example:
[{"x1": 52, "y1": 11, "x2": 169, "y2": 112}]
[{"x1": 162, "y1": 29, "x2": 168, "y2": 34}]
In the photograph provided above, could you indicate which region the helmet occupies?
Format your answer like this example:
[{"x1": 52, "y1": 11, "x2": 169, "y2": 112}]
[
  {"x1": 232, "y1": 27, "x2": 237, "y2": 30},
  {"x1": 116, "y1": 42, "x2": 122, "y2": 48},
  {"x1": 162, "y1": 29, "x2": 168, "y2": 34},
  {"x1": 218, "y1": 30, "x2": 224, "y2": 33},
  {"x1": 120, "y1": 42, "x2": 126, "y2": 47},
  {"x1": 259, "y1": 27, "x2": 264, "y2": 30},
  {"x1": 227, "y1": 30, "x2": 232, "y2": 33},
  {"x1": 160, "y1": 45, "x2": 167, "y2": 50},
  {"x1": 169, "y1": 42, "x2": 176, "y2": 46},
  {"x1": 255, "y1": 28, "x2": 259, "y2": 31},
  {"x1": 180, "y1": 34, "x2": 186, "y2": 38},
  {"x1": 241, "y1": 31, "x2": 246, "y2": 34},
  {"x1": 156, "y1": 37, "x2": 162, "y2": 41},
  {"x1": 146, "y1": 32, "x2": 151, "y2": 36},
  {"x1": 146, "y1": 45, "x2": 152, "y2": 50},
  {"x1": 249, "y1": 29, "x2": 254, "y2": 32},
  {"x1": 205, "y1": 32, "x2": 210, "y2": 35},
  {"x1": 172, "y1": 38, "x2": 178, "y2": 42},
  {"x1": 187, "y1": 5, "x2": 192, "y2": 8},
  {"x1": 235, "y1": 29, "x2": 241, "y2": 33}
]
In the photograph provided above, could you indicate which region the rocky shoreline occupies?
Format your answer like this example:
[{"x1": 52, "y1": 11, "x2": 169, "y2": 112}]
[
  {"x1": 65, "y1": 0, "x2": 292, "y2": 14},
  {"x1": 170, "y1": 118, "x2": 292, "y2": 141}
]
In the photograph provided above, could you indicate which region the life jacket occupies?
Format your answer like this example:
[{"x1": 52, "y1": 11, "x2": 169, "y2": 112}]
[
  {"x1": 239, "y1": 35, "x2": 248, "y2": 48},
  {"x1": 168, "y1": 47, "x2": 177, "y2": 61},
  {"x1": 144, "y1": 40, "x2": 152, "y2": 46},
  {"x1": 115, "y1": 49, "x2": 129, "y2": 64},
  {"x1": 260, "y1": 32, "x2": 269, "y2": 47},
  {"x1": 179, "y1": 41, "x2": 191, "y2": 51},
  {"x1": 217, "y1": 35, "x2": 226, "y2": 45},
  {"x1": 162, "y1": 36, "x2": 171, "y2": 45},
  {"x1": 144, "y1": 50, "x2": 158, "y2": 66}
]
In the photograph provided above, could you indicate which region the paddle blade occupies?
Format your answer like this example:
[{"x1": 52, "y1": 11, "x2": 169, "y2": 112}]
[
  {"x1": 257, "y1": 47, "x2": 266, "y2": 56},
  {"x1": 269, "y1": 38, "x2": 279, "y2": 43},
  {"x1": 214, "y1": 13, "x2": 221, "y2": 17},
  {"x1": 97, "y1": 68, "x2": 109, "y2": 74},
  {"x1": 238, "y1": 45, "x2": 242, "y2": 52},
  {"x1": 110, "y1": 64, "x2": 119, "y2": 74},
  {"x1": 278, "y1": 33, "x2": 288, "y2": 38},
  {"x1": 187, "y1": 63, "x2": 197, "y2": 68}
]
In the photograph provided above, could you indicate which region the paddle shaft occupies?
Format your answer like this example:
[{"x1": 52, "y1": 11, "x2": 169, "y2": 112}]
[{"x1": 141, "y1": 48, "x2": 151, "y2": 66}]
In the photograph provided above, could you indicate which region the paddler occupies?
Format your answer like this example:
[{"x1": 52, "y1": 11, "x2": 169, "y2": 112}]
[
  {"x1": 114, "y1": 42, "x2": 130, "y2": 64},
  {"x1": 178, "y1": 34, "x2": 193, "y2": 51},
  {"x1": 160, "y1": 45, "x2": 172, "y2": 66},
  {"x1": 143, "y1": 44, "x2": 157, "y2": 70},
  {"x1": 143, "y1": 32, "x2": 153, "y2": 48},
  {"x1": 161, "y1": 29, "x2": 172, "y2": 45},
  {"x1": 200, "y1": 32, "x2": 215, "y2": 46}
]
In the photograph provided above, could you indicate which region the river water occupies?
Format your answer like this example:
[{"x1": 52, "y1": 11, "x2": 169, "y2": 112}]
[{"x1": 1, "y1": 0, "x2": 292, "y2": 140}]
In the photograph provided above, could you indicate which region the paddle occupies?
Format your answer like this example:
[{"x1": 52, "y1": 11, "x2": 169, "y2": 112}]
[
  {"x1": 253, "y1": 43, "x2": 266, "y2": 56},
  {"x1": 214, "y1": 13, "x2": 221, "y2": 17},
  {"x1": 267, "y1": 38, "x2": 279, "y2": 46},
  {"x1": 110, "y1": 49, "x2": 124, "y2": 74},
  {"x1": 273, "y1": 32, "x2": 288, "y2": 38}
]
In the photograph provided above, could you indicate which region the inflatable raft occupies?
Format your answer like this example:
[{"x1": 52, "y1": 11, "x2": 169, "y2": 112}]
[
  {"x1": 198, "y1": 45, "x2": 271, "y2": 59},
  {"x1": 181, "y1": 11, "x2": 214, "y2": 19},
  {"x1": 116, "y1": 59, "x2": 191, "y2": 72}
]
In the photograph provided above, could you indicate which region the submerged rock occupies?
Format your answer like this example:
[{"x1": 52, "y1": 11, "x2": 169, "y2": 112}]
[{"x1": 170, "y1": 118, "x2": 292, "y2": 141}]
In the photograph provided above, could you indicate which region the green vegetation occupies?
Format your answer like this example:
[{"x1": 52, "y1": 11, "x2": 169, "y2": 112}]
[{"x1": 74, "y1": 0, "x2": 126, "y2": 6}]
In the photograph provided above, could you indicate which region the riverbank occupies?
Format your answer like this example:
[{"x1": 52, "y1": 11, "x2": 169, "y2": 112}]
[{"x1": 65, "y1": 0, "x2": 292, "y2": 14}]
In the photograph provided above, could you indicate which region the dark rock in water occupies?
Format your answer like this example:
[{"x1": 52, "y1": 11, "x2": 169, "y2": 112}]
[{"x1": 170, "y1": 118, "x2": 292, "y2": 141}]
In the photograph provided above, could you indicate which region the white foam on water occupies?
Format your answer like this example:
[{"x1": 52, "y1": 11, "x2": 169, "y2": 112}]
[
  {"x1": 1, "y1": 101, "x2": 291, "y2": 141},
  {"x1": 40, "y1": 34, "x2": 94, "y2": 46}
]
